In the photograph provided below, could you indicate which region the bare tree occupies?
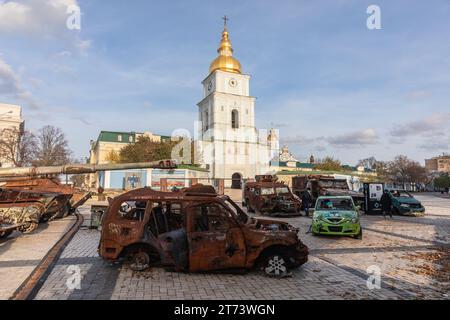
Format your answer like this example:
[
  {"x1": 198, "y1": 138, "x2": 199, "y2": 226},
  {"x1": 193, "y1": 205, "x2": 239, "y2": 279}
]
[
  {"x1": 386, "y1": 155, "x2": 428, "y2": 185},
  {"x1": 0, "y1": 127, "x2": 37, "y2": 167},
  {"x1": 33, "y1": 125, "x2": 72, "y2": 166}
]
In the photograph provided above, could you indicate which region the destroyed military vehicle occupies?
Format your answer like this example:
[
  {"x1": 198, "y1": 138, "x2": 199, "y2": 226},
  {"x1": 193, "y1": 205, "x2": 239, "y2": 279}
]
[
  {"x1": 242, "y1": 175, "x2": 302, "y2": 216},
  {"x1": 292, "y1": 175, "x2": 365, "y2": 209},
  {"x1": 98, "y1": 184, "x2": 308, "y2": 276}
]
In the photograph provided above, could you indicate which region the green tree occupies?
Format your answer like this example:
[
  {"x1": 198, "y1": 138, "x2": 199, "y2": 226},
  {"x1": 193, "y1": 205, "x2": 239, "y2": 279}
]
[
  {"x1": 434, "y1": 174, "x2": 450, "y2": 189},
  {"x1": 105, "y1": 150, "x2": 120, "y2": 163},
  {"x1": 314, "y1": 156, "x2": 343, "y2": 171},
  {"x1": 119, "y1": 136, "x2": 177, "y2": 163}
]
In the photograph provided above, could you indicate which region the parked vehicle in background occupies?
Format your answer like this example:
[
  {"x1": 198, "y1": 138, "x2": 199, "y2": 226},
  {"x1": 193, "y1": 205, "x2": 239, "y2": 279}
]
[
  {"x1": 386, "y1": 189, "x2": 425, "y2": 216},
  {"x1": 99, "y1": 184, "x2": 309, "y2": 276},
  {"x1": 292, "y1": 175, "x2": 365, "y2": 209},
  {"x1": 243, "y1": 175, "x2": 302, "y2": 216},
  {"x1": 312, "y1": 196, "x2": 362, "y2": 239}
]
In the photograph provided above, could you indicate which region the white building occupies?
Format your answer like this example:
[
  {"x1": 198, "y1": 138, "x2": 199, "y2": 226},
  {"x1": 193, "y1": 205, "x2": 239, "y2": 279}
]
[
  {"x1": 197, "y1": 22, "x2": 277, "y2": 187},
  {"x1": 0, "y1": 103, "x2": 24, "y2": 168}
]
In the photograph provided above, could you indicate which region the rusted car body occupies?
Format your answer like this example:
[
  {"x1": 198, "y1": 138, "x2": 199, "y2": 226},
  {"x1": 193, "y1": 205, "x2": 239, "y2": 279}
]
[
  {"x1": 292, "y1": 175, "x2": 365, "y2": 209},
  {"x1": 243, "y1": 176, "x2": 302, "y2": 216},
  {"x1": 99, "y1": 185, "x2": 308, "y2": 276}
]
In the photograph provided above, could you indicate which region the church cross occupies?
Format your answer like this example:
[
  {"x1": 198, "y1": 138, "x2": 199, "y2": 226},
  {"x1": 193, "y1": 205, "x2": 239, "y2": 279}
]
[{"x1": 222, "y1": 15, "x2": 229, "y2": 27}]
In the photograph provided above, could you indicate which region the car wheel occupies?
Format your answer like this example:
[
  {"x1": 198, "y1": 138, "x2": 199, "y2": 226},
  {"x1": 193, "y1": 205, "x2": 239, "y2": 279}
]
[
  {"x1": 262, "y1": 253, "x2": 289, "y2": 277},
  {"x1": 354, "y1": 229, "x2": 363, "y2": 240},
  {"x1": 130, "y1": 250, "x2": 150, "y2": 271},
  {"x1": 0, "y1": 229, "x2": 13, "y2": 239}
]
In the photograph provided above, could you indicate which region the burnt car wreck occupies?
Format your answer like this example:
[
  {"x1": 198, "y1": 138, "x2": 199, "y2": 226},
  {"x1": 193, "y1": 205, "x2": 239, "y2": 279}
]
[
  {"x1": 292, "y1": 175, "x2": 365, "y2": 209},
  {"x1": 99, "y1": 184, "x2": 308, "y2": 276},
  {"x1": 243, "y1": 175, "x2": 302, "y2": 216}
]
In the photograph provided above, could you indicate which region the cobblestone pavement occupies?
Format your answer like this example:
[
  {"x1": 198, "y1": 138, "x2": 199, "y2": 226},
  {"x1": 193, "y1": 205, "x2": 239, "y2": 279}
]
[
  {"x1": 35, "y1": 193, "x2": 449, "y2": 300},
  {"x1": 0, "y1": 215, "x2": 76, "y2": 299}
]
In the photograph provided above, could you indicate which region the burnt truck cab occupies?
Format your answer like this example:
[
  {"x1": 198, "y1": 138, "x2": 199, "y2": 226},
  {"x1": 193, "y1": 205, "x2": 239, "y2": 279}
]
[
  {"x1": 242, "y1": 175, "x2": 302, "y2": 216},
  {"x1": 292, "y1": 175, "x2": 364, "y2": 209},
  {"x1": 99, "y1": 185, "x2": 308, "y2": 276}
]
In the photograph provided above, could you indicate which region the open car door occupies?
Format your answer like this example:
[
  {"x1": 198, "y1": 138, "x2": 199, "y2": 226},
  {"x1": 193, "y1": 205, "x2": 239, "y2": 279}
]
[{"x1": 186, "y1": 201, "x2": 246, "y2": 272}]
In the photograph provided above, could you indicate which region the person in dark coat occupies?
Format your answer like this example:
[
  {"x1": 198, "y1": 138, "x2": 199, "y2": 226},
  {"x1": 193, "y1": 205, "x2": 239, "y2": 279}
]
[
  {"x1": 301, "y1": 191, "x2": 313, "y2": 217},
  {"x1": 380, "y1": 190, "x2": 393, "y2": 219}
]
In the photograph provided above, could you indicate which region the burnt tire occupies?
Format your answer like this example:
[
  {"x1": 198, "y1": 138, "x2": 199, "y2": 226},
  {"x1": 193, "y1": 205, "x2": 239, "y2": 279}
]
[
  {"x1": 261, "y1": 253, "x2": 289, "y2": 277},
  {"x1": 130, "y1": 251, "x2": 150, "y2": 271}
]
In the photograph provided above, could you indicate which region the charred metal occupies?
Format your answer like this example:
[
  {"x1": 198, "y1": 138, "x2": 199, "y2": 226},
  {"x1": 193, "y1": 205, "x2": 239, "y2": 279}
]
[
  {"x1": 242, "y1": 175, "x2": 302, "y2": 216},
  {"x1": 98, "y1": 184, "x2": 308, "y2": 276}
]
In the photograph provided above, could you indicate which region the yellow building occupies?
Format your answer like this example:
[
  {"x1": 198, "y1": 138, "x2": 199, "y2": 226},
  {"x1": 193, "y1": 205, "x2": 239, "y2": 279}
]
[
  {"x1": 425, "y1": 154, "x2": 450, "y2": 174},
  {"x1": 87, "y1": 130, "x2": 170, "y2": 188}
]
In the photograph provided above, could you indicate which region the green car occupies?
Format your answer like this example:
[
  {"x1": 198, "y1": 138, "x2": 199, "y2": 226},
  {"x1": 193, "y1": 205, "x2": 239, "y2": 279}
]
[
  {"x1": 387, "y1": 190, "x2": 425, "y2": 217},
  {"x1": 312, "y1": 196, "x2": 362, "y2": 239}
]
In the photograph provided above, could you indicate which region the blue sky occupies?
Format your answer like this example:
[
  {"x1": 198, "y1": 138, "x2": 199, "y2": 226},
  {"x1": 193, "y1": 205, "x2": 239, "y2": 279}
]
[{"x1": 0, "y1": 0, "x2": 449, "y2": 165}]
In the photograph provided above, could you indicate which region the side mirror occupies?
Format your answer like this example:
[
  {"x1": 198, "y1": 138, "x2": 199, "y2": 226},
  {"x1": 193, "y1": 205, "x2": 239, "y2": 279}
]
[{"x1": 356, "y1": 205, "x2": 361, "y2": 211}]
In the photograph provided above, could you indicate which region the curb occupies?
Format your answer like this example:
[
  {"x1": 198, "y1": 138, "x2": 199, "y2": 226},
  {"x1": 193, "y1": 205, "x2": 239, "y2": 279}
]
[{"x1": 10, "y1": 212, "x2": 84, "y2": 300}]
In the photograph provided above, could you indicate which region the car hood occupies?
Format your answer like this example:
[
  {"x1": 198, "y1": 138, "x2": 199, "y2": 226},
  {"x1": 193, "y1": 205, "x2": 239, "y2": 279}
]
[
  {"x1": 394, "y1": 197, "x2": 421, "y2": 205},
  {"x1": 324, "y1": 189, "x2": 363, "y2": 197},
  {"x1": 250, "y1": 218, "x2": 299, "y2": 232},
  {"x1": 315, "y1": 210, "x2": 357, "y2": 219}
]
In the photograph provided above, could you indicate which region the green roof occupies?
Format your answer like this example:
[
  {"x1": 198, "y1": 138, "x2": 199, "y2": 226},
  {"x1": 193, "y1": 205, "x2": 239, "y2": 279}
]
[
  {"x1": 275, "y1": 161, "x2": 315, "y2": 169},
  {"x1": 97, "y1": 131, "x2": 139, "y2": 143},
  {"x1": 96, "y1": 131, "x2": 171, "y2": 144}
]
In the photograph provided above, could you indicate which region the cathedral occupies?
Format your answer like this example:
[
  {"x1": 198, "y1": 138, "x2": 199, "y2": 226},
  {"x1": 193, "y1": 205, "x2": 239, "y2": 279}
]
[{"x1": 197, "y1": 19, "x2": 278, "y2": 187}]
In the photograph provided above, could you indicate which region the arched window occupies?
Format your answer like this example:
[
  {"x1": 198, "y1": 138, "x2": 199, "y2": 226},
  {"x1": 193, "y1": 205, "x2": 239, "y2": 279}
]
[{"x1": 231, "y1": 109, "x2": 239, "y2": 129}]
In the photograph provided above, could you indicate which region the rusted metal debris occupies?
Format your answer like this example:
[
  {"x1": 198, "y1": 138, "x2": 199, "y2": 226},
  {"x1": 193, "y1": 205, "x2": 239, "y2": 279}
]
[
  {"x1": 0, "y1": 218, "x2": 24, "y2": 239},
  {"x1": 98, "y1": 184, "x2": 308, "y2": 275},
  {"x1": 243, "y1": 175, "x2": 302, "y2": 216}
]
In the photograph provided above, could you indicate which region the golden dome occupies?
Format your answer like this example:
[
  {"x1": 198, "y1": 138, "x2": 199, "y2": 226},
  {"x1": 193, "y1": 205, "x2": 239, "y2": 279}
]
[{"x1": 209, "y1": 26, "x2": 242, "y2": 74}]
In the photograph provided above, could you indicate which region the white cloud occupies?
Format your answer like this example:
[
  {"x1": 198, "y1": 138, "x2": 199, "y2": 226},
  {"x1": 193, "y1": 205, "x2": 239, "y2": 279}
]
[
  {"x1": 0, "y1": 0, "x2": 89, "y2": 55},
  {"x1": 390, "y1": 113, "x2": 450, "y2": 137},
  {"x1": 417, "y1": 141, "x2": 449, "y2": 151},
  {"x1": 0, "y1": 56, "x2": 39, "y2": 108},
  {"x1": 327, "y1": 129, "x2": 379, "y2": 147}
]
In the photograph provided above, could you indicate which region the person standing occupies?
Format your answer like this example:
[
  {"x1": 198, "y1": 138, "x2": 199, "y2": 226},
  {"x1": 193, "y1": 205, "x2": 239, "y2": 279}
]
[
  {"x1": 380, "y1": 190, "x2": 393, "y2": 219},
  {"x1": 301, "y1": 191, "x2": 313, "y2": 217}
]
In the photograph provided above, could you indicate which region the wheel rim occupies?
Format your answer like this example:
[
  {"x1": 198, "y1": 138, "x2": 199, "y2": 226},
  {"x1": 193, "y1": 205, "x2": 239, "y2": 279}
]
[
  {"x1": 19, "y1": 222, "x2": 38, "y2": 233},
  {"x1": 265, "y1": 255, "x2": 287, "y2": 276},
  {"x1": 130, "y1": 251, "x2": 150, "y2": 271}
]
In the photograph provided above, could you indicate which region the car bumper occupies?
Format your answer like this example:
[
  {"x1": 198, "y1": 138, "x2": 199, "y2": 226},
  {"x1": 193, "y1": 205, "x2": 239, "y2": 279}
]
[
  {"x1": 312, "y1": 220, "x2": 361, "y2": 236},
  {"x1": 398, "y1": 206, "x2": 425, "y2": 216}
]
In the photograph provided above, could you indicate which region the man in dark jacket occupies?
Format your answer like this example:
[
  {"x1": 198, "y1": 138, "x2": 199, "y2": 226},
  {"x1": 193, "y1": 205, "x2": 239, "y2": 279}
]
[
  {"x1": 380, "y1": 190, "x2": 393, "y2": 219},
  {"x1": 301, "y1": 191, "x2": 313, "y2": 217}
]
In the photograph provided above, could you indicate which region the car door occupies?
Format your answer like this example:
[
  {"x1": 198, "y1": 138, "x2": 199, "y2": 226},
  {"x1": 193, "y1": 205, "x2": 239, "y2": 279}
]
[
  {"x1": 100, "y1": 200, "x2": 150, "y2": 259},
  {"x1": 186, "y1": 201, "x2": 246, "y2": 272}
]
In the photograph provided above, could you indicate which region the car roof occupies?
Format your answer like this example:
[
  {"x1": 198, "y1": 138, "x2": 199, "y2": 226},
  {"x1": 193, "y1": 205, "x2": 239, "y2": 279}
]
[{"x1": 316, "y1": 196, "x2": 353, "y2": 199}]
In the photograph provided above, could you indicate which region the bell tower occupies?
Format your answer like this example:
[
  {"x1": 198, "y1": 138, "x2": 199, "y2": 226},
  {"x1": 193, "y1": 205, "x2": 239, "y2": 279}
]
[{"x1": 197, "y1": 18, "x2": 270, "y2": 186}]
